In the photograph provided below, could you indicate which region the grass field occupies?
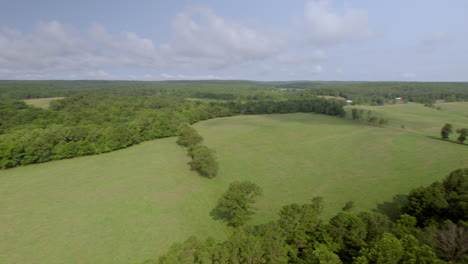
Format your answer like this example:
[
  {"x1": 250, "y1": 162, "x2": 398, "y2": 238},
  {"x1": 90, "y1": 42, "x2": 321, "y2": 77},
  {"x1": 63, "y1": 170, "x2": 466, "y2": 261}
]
[
  {"x1": 345, "y1": 102, "x2": 468, "y2": 135},
  {"x1": 23, "y1": 97, "x2": 64, "y2": 108},
  {"x1": 0, "y1": 103, "x2": 467, "y2": 264}
]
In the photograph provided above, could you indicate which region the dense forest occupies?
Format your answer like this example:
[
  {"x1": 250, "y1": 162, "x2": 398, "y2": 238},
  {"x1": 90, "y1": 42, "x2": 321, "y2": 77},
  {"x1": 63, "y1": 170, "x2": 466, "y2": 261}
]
[
  {"x1": 1, "y1": 80, "x2": 467, "y2": 103},
  {"x1": 151, "y1": 169, "x2": 468, "y2": 264}
]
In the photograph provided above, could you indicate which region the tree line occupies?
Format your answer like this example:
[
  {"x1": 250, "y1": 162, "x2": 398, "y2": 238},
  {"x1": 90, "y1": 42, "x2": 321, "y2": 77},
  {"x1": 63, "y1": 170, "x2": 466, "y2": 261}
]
[
  {"x1": 177, "y1": 123, "x2": 218, "y2": 179},
  {"x1": 441, "y1": 124, "x2": 467, "y2": 143},
  {"x1": 151, "y1": 168, "x2": 468, "y2": 264},
  {"x1": 350, "y1": 108, "x2": 389, "y2": 127}
]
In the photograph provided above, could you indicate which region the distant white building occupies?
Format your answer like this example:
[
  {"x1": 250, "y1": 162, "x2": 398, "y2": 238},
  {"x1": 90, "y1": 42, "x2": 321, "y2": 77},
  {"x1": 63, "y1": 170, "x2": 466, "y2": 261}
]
[{"x1": 346, "y1": 100, "x2": 353, "y2": 104}]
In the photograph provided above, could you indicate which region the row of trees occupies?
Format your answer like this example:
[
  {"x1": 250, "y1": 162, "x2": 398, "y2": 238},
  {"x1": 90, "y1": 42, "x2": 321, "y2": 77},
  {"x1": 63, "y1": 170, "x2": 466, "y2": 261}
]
[
  {"x1": 441, "y1": 124, "x2": 467, "y2": 143},
  {"x1": 350, "y1": 108, "x2": 389, "y2": 127},
  {"x1": 177, "y1": 123, "x2": 218, "y2": 179},
  {"x1": 153, "y1": 168, "x2": 468, "y2": 264}
]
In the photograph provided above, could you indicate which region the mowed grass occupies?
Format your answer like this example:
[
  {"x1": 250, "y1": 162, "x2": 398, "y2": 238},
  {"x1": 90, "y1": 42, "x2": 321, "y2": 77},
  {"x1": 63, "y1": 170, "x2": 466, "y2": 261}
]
[
  {"x1": 0, "y1": 103, "x2": 467, "y2": 264},
  {"x1": 195, "y1": 110, "x2": 467, "y2": 223},
  {"x1": 23, "y1": 97, "x2": 65, "y2": 108},
  {"x1": 0, "y1": 138, "x2": 228, "y2": 264},
  {"x1": 345, "y1": 102, "x2": 468, "y2": 136}
]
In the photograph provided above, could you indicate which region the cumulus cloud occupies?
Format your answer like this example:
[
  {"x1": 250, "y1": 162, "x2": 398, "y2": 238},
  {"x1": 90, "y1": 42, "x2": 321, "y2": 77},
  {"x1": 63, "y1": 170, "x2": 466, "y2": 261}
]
[
  {"x1": 0, "y1": 21, "x2": 164, "y2": 78},
  {"x1": 303, "y1": 0, "x2": 372, "y2": 45},
  {"x1": 163, "y1": 8, "x2": 281, "y2": 68},
  {"x1": 0, "y1": 21, "x2": 86, "y2": 72},
  {"x1": 89, "y1": 24, "x2": 161, "y2": 67},
  {"x1": 307, "y1": 65, "x2": 324, "y2": 74},
  {"x1": 277, "y1": 50, "x2": 327, "y2": 64},
  {"x1": 0, "y1": 7, "x2": 281, "y2": 79}
]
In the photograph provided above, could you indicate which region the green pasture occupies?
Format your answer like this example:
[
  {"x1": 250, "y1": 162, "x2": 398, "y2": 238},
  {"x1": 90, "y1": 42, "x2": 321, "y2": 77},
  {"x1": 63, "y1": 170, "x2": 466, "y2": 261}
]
[
  {"x1": 345, "y1": 102, "x2": 468, "y2": 135},
  {"x1": 23, "y1": 97, "x2": 64, "y2": 109},
  {"x1": 0, "y1": 103, "x2": 467, "y2": 264}
]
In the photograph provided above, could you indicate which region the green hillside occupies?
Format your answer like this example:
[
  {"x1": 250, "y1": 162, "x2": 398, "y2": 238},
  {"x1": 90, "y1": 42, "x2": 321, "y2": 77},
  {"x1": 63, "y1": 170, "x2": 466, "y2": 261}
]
[{"x1": 0, "y1": 103, "x2": 466, "y2": 264}]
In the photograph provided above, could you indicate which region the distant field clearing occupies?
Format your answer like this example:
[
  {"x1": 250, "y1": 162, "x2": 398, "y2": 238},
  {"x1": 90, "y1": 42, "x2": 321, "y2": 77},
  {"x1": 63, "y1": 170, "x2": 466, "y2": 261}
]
[{"x1": 23, "y1": 97, "x2": 65, "y2": 108}]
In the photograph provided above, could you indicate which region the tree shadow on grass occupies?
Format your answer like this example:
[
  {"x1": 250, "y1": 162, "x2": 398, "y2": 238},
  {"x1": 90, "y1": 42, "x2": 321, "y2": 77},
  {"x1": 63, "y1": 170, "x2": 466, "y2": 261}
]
[
  {"x1": 209, "y1": 205, "x2": 231, "y2": 222},
  {"x1": 372, "y1": 194, "x2": 409, "y2": 221},
  {"x1": 426, "y1": 136, "x2": 467, "y2": 146}
]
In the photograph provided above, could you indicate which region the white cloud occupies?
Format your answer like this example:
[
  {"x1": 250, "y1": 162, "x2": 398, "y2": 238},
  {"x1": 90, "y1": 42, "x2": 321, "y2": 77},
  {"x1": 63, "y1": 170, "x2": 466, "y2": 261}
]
[
  {"x1": 89, "y1": 24, "x2": 161, "y2": 67},
  {"x1": 277, "y1": 50, "x2": 327, "y2": 64},
  {"x1": 0, "y1": 21, "x2": 164, "y2": 78},
  {"x1": 307, "y1": 65, "x2": 324, "y2": 74},
  {"x1": 0, "y1": 8, "x2": 281, "y2": 79},
  {"x1": 163, "y1": 8, "x2": 281, "y2": 68},
  {"x1": 303, "y1": 0, "x2": 372, "y2": 45}
]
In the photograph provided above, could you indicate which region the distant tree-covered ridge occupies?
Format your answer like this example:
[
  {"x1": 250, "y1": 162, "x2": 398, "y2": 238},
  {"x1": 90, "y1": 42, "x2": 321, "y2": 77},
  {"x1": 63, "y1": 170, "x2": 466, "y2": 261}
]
[
  {"x1": 274, "y1": 81, "x2": 468, "y2": 105},
  {"x1": 1, "y1": 80, "x2": 467, "y2": 104},
  {"x1": 0, "y1": 83, "x2": 345, "y2": 169},
  {"x1": 152, "y1": 168, "x2": 468, "y2": 264}
]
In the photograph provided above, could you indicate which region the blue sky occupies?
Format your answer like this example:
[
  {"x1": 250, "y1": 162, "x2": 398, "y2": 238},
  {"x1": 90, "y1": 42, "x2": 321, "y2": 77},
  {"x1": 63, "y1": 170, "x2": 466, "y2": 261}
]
[{"x1": 0, "y1": 0, "x2": 467, "y2": 81}]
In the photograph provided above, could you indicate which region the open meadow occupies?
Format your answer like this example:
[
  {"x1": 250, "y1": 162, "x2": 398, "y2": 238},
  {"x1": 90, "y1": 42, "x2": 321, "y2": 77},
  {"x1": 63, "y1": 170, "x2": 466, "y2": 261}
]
[
  {"x1": 0, "y1": 103, "x2": 467, "y2": 264},
  {"x1": 23, "y1": 97, "x2": 64, "y2": 109}
]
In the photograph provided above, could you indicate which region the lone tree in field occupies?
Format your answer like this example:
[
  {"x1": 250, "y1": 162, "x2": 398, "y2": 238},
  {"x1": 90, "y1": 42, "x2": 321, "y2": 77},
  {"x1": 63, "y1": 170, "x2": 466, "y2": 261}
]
[
  {"x1": 213, "y1": 181, "x2": 262, "y2": 227},
  {"x1": 440, "y1": 123, "x2": 453, "y2": 139},
  {"x1": 456, "y1": 128, "x2": 467, "y2": 143}
]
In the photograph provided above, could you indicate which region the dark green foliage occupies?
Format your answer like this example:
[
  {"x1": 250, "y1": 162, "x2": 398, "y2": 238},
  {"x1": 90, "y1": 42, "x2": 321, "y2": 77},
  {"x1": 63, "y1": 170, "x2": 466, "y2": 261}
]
[
  {"x1": 441, "y1": 124, "x2": 453, "y2": 139},
  {"x1": 403, "y1": 168, "x2": 468, "y2": 226},
  {"x1": 342, "y1": 201, "x2": 355, "y2": 212},
  {"x1": 213, "y1": 181, "x2": 262, "y2": 227},
  {"x1": 177, "y1": 123, "x2": 204, "y2": 147},
  {"x1": 357, "y1": 212, "x2": 392, "y2": 242},
  {"x1": 378, "y1": 118, "x2": 388, "y2": 127},
  {"x1": 354, "y1": 233, "x2": 404, "y2": 264},
  {"x1": 456, "y1": 128, "x2": 468, "y2": 143},
  {"x1": 393, "y1": 214, "x2": 418, "y2": 238},
  {"x1": 157, "y1": 236, "x2": 213, "y2": 264},
  {"x1": 398, "y1": 234, "x2": 442, "y2": 264},
  {"x1": 278, "y1": 197, "x2": 324, "y2": 250},
  {"x1": 188, "y1": 145, "x2": 218, "y2": 179},
  {"x1": 327, "y1": 212, "x2": 367, "y2": 262},
  {"x1": 176, "y1": 123, "x2": 218, "y2": 179},
  {"x1": 352, "y1": 108, "x2": 360, "y2": 120},
  {"x1": 153, "y1": 169, "x2": 467, "y2": 264},
  {"x1": 156, "y1": 225, "x2": 290, "y2": 264},
  {"x1": 302, "y1": 244, "x2": 342, "y2": 264}
]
